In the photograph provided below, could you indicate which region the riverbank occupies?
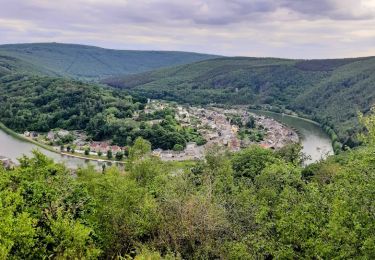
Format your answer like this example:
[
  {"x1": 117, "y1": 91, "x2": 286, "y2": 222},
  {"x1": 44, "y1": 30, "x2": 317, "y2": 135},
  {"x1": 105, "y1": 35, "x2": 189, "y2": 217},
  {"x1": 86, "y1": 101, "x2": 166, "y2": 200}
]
[
  {"x1": 250, "y1": 109, "x2": 342, "y2": 146},
  {"x1": 0, "y1": 122, "x2": 126, "y2": 165},
  {"x1": 248, "y1": 108, "x2": 342, "y2": 153},
  {"x1": 248, "y1": 109, "x2": 322, "y2": 126},
  {"x1": 0, "y1": 122, "x2": 57, "y2": 153},
  {"x1": 249, "y1": 109, "x2": 334, "y2": 163},
  {"x1": 60, "y1": 152, "x2": 126, "y2": 165}
]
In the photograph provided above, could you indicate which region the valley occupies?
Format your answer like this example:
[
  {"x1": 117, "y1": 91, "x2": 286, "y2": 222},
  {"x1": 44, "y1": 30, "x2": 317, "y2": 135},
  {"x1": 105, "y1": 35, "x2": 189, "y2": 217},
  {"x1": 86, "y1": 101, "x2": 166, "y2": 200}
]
[
  {"x1": 0, "y1": 42, "x2": 374, "y2": 259},
  {"x1": 3, "y1": 0, "x2": 375, "y2": 256}
]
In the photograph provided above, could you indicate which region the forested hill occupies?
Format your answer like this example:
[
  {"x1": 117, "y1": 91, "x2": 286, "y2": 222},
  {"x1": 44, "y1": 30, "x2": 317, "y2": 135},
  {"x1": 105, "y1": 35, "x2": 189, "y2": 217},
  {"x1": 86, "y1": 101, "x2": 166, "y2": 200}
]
[
  {"x1": 0, "y1": 43, "x2": 218, "y2": 79},
  {"x1": 104, "y1": 56, "x2": 375, "y2": 146}
]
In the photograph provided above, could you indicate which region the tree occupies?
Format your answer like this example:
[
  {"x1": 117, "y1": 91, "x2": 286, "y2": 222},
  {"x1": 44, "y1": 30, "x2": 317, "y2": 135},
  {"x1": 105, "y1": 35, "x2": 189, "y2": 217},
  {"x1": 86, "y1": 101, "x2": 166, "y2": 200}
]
[
  {"x1": 46, "y1": 213, "x2": 101, "y2": 258},
  {"x1": 77, "y1": 167, "x2": 159, "y2": 257},
  {"x1": 84, "y1": 148, "x2": 90, "y2": 156},
  {"x1": 276, "y1": 143, "x2": 309, "y2": 166},
  {"x1": 98, "y1": 151, "x2": 103, "y2": 157},
  {"x1": 0, "y1": 187, "x2": 36, "y2": 259},
  {"x1": 123, "y1": 147, "x2": 129, "y2": 157},
  {"x1": 115, "y1": 152, "x2": 124, "y2": 161},
  {"x1": 129, "y1": 137, "x2": 151, "y2": 161},
  {"x1": 0, "y1": 151, "x2": 100, "y2": 259},
  {"x1": 232, "y1": 145, "x2": 278, "y2": 180},
  {"x1": 246, "y1": 116, "x2": 256, "y2": 128},
  {"x1": 107, "y1": 150, "x2": 113, "y2": 159},
  {"x1": 358, "y1": 107, "x2": 375, "y2": 145},
  {"x1": 173, "y1": 144, "x2": 184, "y2": 151}
]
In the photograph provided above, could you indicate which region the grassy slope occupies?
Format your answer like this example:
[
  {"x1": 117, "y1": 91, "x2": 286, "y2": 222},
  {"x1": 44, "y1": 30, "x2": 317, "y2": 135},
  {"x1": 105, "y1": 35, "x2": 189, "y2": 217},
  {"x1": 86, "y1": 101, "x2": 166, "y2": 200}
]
[
  {"x1": 104, "y1": 56, "x2": 375, "y2": 143},
  {"x1": 0, "y1": 43, "x2": 218, "y2": 79}
]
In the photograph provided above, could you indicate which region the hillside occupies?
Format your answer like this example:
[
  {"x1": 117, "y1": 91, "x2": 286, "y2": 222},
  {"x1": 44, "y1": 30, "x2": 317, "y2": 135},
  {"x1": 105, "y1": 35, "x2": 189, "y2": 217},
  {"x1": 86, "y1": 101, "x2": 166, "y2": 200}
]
[
  {"x1": 0, "y1": 74, "x2": 205, "y2": 150},
  {"x1": 0, "y1": 53, "x2": 54, "y2": 77},
  {"x1": 0, "y1": 43, "x2": 218, "y2": 79},
  {"x1": 104, "y1": 56, "x2": 375, "y2": 146}
]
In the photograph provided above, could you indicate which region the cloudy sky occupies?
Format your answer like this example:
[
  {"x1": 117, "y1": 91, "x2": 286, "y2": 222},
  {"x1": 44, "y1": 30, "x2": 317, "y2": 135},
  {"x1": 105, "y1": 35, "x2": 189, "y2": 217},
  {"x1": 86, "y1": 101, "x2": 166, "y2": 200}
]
[{"x1": 1, "y1": 0, "x2": 375, "y2": 58}]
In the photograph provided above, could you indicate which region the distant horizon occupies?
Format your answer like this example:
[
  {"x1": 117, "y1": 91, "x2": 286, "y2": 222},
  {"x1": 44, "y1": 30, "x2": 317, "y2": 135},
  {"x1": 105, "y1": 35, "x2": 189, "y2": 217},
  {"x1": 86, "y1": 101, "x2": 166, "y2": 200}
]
[
  {"x1": 1, "y1": 1, "x2": 375, "y2": 59},
  {"x1": 1, "y1": 41, "x2": 375, "y2": 61}
]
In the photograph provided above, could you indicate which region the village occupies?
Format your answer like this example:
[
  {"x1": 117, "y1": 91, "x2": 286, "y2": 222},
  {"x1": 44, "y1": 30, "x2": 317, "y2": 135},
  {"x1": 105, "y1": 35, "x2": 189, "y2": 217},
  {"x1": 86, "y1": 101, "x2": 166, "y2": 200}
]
[
  {"x1": 20, "y1": 100, "x2": 299, "y2": 162},
  {"x1": 23, "y1": 129, "x2": 125, "y2": 159},
  {"x1": 152, "y1": 103, "x2": 299, "y2": 161}
]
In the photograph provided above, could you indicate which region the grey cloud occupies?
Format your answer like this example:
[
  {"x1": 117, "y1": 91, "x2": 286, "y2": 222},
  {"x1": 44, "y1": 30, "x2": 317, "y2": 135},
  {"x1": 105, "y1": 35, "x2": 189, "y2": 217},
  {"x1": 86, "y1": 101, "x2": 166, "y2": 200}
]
[
  {"x1": 0, "y1": 0, "x2": 373, "y2": 29},
  {"x1": 281, "y1": 0, "x2": 375, "y2": 20},
  {"x1": 0, "y1": 0, "x2": 374, "y2": 58},
  {"x1": 109, "y1": 0, "x2": 375, "y2": 25}
]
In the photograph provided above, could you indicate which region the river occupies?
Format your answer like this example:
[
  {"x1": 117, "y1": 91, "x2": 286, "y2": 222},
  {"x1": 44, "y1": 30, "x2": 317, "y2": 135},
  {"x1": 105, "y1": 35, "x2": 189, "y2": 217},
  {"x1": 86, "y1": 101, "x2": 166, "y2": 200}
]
[
  {"x1": 0, "y1": 129, "x2": 122, "y2": 170},
  {"x1": 250, "y1": 110, "x2": 333, "y2": 164},
  {"x1": 0, "y1": 111, "x2": 333, "y2": 167}
]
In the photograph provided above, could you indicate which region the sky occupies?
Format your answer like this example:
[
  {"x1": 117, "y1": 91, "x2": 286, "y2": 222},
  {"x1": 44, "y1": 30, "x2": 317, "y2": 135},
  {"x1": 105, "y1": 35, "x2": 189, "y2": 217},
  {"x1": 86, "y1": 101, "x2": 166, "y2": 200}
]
[{"x1": 1, "y1": 0, "x2": 375, "y2": 58}]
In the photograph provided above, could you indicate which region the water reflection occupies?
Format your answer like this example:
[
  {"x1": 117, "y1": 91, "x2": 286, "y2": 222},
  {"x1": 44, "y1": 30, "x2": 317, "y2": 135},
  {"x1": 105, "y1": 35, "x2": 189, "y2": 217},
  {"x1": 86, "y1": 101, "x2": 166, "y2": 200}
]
[
  {"x1": 0, "y1": 129, "x2": 124, "y2": 170},
  {"x1": 250, "y1": 110, "x2": 334, "y2": 164}
]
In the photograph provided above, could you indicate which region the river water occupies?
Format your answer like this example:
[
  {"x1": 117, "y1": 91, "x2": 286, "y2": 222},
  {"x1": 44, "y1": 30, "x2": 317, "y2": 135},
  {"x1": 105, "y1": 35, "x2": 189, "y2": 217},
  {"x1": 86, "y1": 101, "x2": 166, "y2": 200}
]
[
  {"x1": 0, "y1": 111, "x2": 333, "y2": 167},
  {"x1": 0, "y1": 130, "x2": 120, "y2": 169},
  {"x1": 251, "y1": 110, "x2": 333, "y2": 164}
]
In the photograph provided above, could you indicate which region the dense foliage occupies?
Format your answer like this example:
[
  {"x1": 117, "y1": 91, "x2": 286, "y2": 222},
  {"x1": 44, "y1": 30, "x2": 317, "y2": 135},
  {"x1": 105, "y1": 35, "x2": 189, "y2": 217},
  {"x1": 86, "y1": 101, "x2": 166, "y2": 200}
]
[
  {"x1": 0, "y1": 74, "x2": 141, "y2": 133},
  {"x1": 104, "y1": 56, "x2": 375, "y2": 147},
  {"x1": 2, "y1": 128, "x2": 375, "y2": 258},
  {"x1": 0, "y1": 43, "x2": 217, "y2": 80},
  {"x1": 0, "y1": 74, "x2": 203, "y2": 150}
]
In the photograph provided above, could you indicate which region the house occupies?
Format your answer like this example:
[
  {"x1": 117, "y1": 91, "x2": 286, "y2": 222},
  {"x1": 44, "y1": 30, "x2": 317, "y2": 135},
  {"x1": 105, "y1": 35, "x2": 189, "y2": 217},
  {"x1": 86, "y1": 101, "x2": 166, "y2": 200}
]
[
  {"x1": 185, "y1": 142, "x2": 196, "y2": 156},
  {"x1": 222, "y1": 137, "x2": 229, "y2": 146},
  {"x1": 57, "y1": 130, "x2": 70, "y2": 137},
  {"x1": 229, "y1": 138, "x2": 240, "y2": 151},
  {"x1": 47, "y1": 131, "x2": 55, "y2": 141},
  {"x1": 111, "y1": 145, "x2": 121, "y2": 153},
  {"x1": 99, "y1": 143, "x2": 109, "y2": 153},
  {"x1": 259, "y1": 143, "x2": 271, "y2": 149},
  {"x1": 24, "y1": 131, "x2": 30, "y2": 137},
  {"x1": 152, "y1": 148, "x2": 163, "y2": 157},
  {"x1": 208, "y1": 122, "x2": 217, "y2": 129},
  {"x1": 73, "y1": 140, "x2": 86, "y2": 147},
  {"x1": 185, "y1": 142, "x2": 203, "y2": 158},
  {"x1": 207, "y1": 132, "x2": 219, "y2": 140},
  {"x1": 231, "y1": 125, "x2": 239, "y2": 134},
  {"x1": 90, "y1": 143, "x2": 101, "y2": 152},
  {"x1": 147, "y1": 119, "x2": 162, "y2": 126}
]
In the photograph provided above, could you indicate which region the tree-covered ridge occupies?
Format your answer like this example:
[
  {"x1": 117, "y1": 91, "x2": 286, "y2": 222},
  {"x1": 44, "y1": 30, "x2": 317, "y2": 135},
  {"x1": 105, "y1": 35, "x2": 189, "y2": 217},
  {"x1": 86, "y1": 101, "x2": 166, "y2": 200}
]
[
  {"x1": 104, "y1": 56, "x2": 375, "y2": 146},
  {"x1": 0, "y1": 54, "x2": 53, "y2": 77},
  {"x1": 0, "y1": 74, "x2": 141, "y2": 132},
  {"x1": 1, "y1": 116, "x2": 375, "y2": 259},
  {"x1": 0, "y1": 43, "x2": 219, "y2": 79}
]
